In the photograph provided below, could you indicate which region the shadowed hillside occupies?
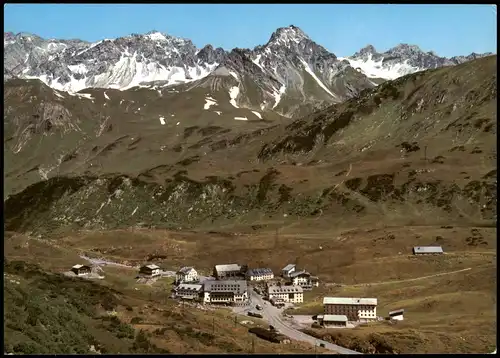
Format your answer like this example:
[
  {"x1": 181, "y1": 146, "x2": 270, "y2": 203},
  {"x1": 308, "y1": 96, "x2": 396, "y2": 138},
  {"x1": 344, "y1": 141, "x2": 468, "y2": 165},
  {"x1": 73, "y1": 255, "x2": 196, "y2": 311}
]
[{"x1": 4, "y1": 56, "x2": 497, "y2": 235}]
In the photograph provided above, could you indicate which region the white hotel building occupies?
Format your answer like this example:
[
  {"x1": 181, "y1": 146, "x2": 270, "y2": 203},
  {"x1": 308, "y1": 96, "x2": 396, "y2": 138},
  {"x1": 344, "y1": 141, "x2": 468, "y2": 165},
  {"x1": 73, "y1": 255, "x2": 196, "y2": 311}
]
[
  {"x1": 268, "y1": 285, "x2": 304, "y2": 304},
  {"x1": 323, "y1": 297, "x2": 378, "y2": 322},
  {"x1": 246, "y1": 268, "x2": 274, "y2": 281}
]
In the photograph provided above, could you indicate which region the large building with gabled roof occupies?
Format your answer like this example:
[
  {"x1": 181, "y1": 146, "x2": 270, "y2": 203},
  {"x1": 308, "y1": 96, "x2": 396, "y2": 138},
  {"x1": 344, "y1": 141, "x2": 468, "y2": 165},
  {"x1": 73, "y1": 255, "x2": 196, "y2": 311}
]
[
  {"x1": 268, "y1": 284, "x2": 303, "y2": 304},
  {"x1": 203, "y1": 279, "x2": 248, "y2": 305},
  {"x1": 213, "y1": 263, "x2": 246, "y2": 280},
  {"x1": 323, "y1": 297, "x2": 378, "y2": 321}
]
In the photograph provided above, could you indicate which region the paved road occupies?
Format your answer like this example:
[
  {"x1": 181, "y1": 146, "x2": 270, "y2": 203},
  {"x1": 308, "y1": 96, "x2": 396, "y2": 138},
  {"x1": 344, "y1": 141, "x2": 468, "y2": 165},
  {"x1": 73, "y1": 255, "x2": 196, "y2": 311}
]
[
  {"x1": 80, "y1": 254, "x2": 138, "y2": 269},
  {"x1": 326, "y1": 267, "x2": 476, "y2": 288},
  {"x1": 247, "y1": 290, "x2": 360, "y2": 355},
  {"x1": 80, "y1": 255, "x2": 216, "y2": 281}
]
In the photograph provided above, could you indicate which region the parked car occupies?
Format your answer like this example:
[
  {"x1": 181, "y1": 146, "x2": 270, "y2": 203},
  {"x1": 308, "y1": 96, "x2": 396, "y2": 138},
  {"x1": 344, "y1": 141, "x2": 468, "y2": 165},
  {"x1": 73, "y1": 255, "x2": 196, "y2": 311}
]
[
  {"x1": 319, "y1": 343, "x2": 325, "y2": 348},
  {"x1": 248, "y1": 311, "x2": 263, "y2": 318},
  {"x1": 256, "y1": 304, "x2": 263, "y2": 310}
]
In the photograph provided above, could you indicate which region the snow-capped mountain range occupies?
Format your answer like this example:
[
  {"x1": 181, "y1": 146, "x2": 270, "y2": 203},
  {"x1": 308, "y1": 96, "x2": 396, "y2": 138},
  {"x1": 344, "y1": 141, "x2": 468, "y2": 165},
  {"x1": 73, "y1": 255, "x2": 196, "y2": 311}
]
[
  {"x1": 342, "y1": 44, "x2": 493, "y2": 80},
  {"x1": 4, "y1": 26, "x2": 492, "y2": 116}
]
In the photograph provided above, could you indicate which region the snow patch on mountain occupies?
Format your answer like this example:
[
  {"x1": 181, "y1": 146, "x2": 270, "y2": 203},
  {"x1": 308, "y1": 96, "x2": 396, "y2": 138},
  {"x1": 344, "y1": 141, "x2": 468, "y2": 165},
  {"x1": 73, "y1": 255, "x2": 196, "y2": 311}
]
[
  {"x1": 229, "y1": 86, "x2": 240, "y2": 108},
  {"x1": 341, "y1": 54, "x2": 423, "y2": 80},
  {"x1": 251, "y1": 111, "x2": 262, "y2": 119},
  {"x1": 147, "y1": 32, "x2": 168, "y2": 41},
  {"x1": 229, "y1": 70, "x2": 239, "y2": 81},
  {"x1": 204, "y1": 97, "x2": 217, "y2": 110},
  {"x1": 74, "y1": 93, "x2": 94, "y2": 100},
  {"x1": 299, "y1": 57, "x2": 336, "y2": 97},
  {"x1": 272, "y1": 85, "x2": 286, "y2": 109},
  {"x1": 68, "y1": 64, "x2": 89, "y2": 75},
  {"x1": 252, "y1": 54, "x2": 264, "y2": 71}
]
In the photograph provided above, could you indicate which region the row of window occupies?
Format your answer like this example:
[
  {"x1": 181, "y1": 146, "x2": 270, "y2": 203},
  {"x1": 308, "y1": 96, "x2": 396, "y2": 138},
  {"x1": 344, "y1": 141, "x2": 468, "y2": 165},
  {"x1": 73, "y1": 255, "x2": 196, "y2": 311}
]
[
  {"x1": 211, "y1": 284, "x2": 241, "y2": 289},
  {"x1": 327, "y1": 311, "x2": 376, "y2": 315},
  {"x1": 327, "y1": 308, "x2": 376, "y2": 312},
  {"x1": 326, "y1": 306, "x2": 376, "y2": 311},
  {"x1": 250, "y1": 275, "x2": 274, "y2": 279}
]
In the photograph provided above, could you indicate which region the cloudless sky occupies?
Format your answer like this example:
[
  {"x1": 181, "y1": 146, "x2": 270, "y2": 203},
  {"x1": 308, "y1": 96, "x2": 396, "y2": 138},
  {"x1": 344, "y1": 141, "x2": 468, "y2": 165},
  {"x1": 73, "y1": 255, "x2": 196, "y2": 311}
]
[{"x1": 4, "y1": 4, "x2": 497, "y2": 57}]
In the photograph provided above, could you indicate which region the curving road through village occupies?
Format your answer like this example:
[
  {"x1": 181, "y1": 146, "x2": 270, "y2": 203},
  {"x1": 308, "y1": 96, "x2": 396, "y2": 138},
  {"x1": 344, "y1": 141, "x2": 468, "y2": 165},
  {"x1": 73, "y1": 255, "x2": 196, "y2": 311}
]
[
  {"x1": 245, "y1": 289, "x2": 360, "y2": 355},
  {"x1": 81, "y1": 254, "x2": 359, "y2": 353}
]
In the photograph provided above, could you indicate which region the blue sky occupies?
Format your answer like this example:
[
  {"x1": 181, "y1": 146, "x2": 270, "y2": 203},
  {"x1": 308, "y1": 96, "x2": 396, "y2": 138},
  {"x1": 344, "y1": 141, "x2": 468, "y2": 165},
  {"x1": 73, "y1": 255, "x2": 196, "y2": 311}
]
[{"x1": 4, "y1": 4, "x2": 497, "y2": 57}]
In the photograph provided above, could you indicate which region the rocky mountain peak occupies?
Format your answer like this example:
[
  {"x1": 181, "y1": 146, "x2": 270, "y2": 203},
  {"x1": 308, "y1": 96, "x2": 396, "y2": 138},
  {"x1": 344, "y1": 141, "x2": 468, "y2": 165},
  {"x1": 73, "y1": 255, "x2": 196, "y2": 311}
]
[
  {"x1": 360, "y1": 44, "x2": 377, "y2": 55},
  {"x1": 388, "y1": 43, "x2": 423, "y2": 56},
  {"x1": 196, "y1": 44, "x2": 226, "y2": 64},
  {"x1": 468, "y1": 51, "x2": 493, "y2": 59},
  {"x1": 267, "y1": 25, "x2": 309, "y2": 47},
  {"x1": 259, "y1": 25, "x2": 335, "y2": 63},
  {"x1": 352, "y1": 45, "x2": 379, "y2": 59},
  {"x1": 143, "y1": 30, "x2": 171, "y2": 41}
]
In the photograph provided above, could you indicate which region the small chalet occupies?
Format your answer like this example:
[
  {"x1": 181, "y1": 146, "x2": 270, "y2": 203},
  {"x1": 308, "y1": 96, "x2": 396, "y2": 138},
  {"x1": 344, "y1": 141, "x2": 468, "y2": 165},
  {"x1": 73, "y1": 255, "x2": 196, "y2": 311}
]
[
  {"x1": 286, "y1": 270, "x2": 319, "y2": 290},
  {"x1": 139, "y1": 264, "x2": 161, "y2": 277},
  {"x1": 281, "y1": 264, "x2": 296, "y2": 278},
  {"x1": 175, "y1": 267, "x2": 199, "y2": 284},
  {"x1": 388, "y1": 309, "x2": 404, "y2": 321},
  {"x1": 71, "y1": 264, "x2": 91, "y2": 276},
  {"x1": 412, "y1": 246, "x2": 444, "y2": 255}
]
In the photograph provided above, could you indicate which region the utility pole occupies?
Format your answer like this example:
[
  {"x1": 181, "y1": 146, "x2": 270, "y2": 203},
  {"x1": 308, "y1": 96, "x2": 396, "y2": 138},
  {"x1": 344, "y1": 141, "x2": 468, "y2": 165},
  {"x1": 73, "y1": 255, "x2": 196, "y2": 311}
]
[
  {"x1": 234, "y1": 315, "x2": 237, "y2": 327},
  {"x1": 212, "y1": 317, "x2": 215, "y2": 334},
  {"x1": 424, "y1": 145, "x2": 427, "y2": 162}
]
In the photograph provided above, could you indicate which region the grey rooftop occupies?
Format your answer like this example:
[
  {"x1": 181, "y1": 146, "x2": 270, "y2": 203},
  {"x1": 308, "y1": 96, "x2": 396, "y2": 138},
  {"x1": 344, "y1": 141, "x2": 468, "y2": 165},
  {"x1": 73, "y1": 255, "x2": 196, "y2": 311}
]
[
  {"x1": 322, "y1": 314, "x2": 348, "y2": 322},
  {"x1": 289, "y1": 269, "x2": 310, "y2": 278},
  {"x1": 178, "y1": 266, "x2": 195, "y2": 274},
  {"x1": 204, "y1": 279, "x2": 247, "y2": 294},
  {"x1": 323, "y1": 297, "x2": 378, "y2": 305},
  {"x1": 143, "y1": 264, "x2": 160, "y2": 270},
  {"x1": 413, "y1": 246, "x2": 444, "y2": 254},
  {"x1": 214, "y1": 264, "x2": 241, "y2": 272},
  {"x1": 177, "y1": 283, "x2": 203, "y2": 291},
  {"x1": 282, "y1": 264, "x2": 296, "y2": 271},
  {"x1": 268, "y1": 285, "x2": 303, "y2": 294},
  {"x1": 247, "y1": 268, "x2": 274, "y2": 276}
]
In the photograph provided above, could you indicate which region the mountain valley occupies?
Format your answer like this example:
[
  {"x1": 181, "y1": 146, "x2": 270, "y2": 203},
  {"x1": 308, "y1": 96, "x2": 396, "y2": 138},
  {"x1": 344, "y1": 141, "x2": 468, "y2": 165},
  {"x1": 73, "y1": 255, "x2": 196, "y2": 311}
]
[{"x1": 3, "y1": 25, "x2": 497, "y2": 354}]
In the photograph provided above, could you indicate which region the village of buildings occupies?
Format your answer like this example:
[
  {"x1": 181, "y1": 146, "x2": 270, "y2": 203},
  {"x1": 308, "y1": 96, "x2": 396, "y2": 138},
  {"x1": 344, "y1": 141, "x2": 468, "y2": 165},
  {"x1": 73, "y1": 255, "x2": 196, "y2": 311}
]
[{"x1": 66, "y1": 244, "x2": 444, "y2": 329}]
